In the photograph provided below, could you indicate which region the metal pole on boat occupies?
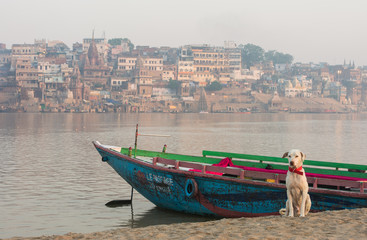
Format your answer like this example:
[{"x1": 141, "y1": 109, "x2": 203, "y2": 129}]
[
  {"x1": 130, "y1": 187, "x2": 134, "y2": 202},
  {"x1": 134, "y1": 124, "x2": 138, "y2": 158}
]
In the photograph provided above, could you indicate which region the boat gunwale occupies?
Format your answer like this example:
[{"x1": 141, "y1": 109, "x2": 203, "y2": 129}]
[
  {"x1": 120, "y1": 147, "x2": 367, "y2": 180},
  {"x1": 93, "y1": 141, "x2": 367, "y2": 199},
  {"x1": 93, "y1": 141, "x2": 286, "y2": 189},
  {"x1": 203, "y1": 150, "x2": 367, "y2": 171}
]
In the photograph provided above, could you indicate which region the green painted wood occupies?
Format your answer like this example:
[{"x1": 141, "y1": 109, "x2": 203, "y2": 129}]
[
  {"x1": 202, "y1": 150, "x2": 367, "y2": 171},
  {"x1": 203, "y1": 150, "x2": 288, "y2": 163},
  {"x1": 118, "y1": 148, "x2": 367, "y2": 179},
  {"x1": 120, "y1": 148, "x2": 219, "y2": 164}
]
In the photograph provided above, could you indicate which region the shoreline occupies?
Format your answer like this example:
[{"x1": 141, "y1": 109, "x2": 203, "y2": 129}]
[
  {"x1": 5, "y1": 208, "x2": 367, "y2": 240},
  {"x1": 1, "y1": 93, "x2": 363, "y2": 114},
  {"x1": 0, "y1": 110, "x2": 364, "y2": 114}
]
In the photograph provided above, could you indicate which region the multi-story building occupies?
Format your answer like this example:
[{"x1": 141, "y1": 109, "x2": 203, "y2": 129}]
[
  {"x1": 117, "y1": 56, "x2": 136, "y2": 72},
  {"x1": 15, "y1": 58, "x2": 39, "y2": 89},
  {"x1": 280, "y1": 77, "x2": 311, "y2": 97},
  {"x1": 345, "y1": 68, "x2": 361, "y2": 83},
  {"x1": 134, "y1": 56, "x2": 153, "y2": 97},
  {"x1": 225, "y1": 42, "x2": 241, "y2": 72},
  {"x1": 177, "y1": 60, "x2": 194, "y2": 81},
  {"x1": 11, "y1": 44, "x2": 40, "y2": 70},
  {"x1": 320, "y1": 67, "x2": 334, "y2": 82},
  {"x1": 143, "y1": 58, "x2": 163, "y2": 71},
  {"x1": 0, "y1": 49, "x2": 11, "y2": 66},
  {"x1": 110, "y1": 77, "x2": 129, "y2": 90},
  {"x1": 12, "y1": 44, "x2": 38, "y2": 57},
  {"x1": 117, "y1": 55, "x2": 163, "y2": 81},
  {"x1": 162, "y1": 65, "x2": 176, "y2": 81},
  {"x1": 179, "y1": 44, "x2": 241, "y2": 85},
  {"x1": 192, "y1": 45, "x2": 230, "y2": 84},
  {"x1": 37, "y1": 61, "x2": 67, "y2": 90}
]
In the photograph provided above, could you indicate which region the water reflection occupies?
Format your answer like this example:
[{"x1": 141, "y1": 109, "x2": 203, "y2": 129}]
[{"x1": 116, "y1": 205, "x2": 214, "y2": 229}]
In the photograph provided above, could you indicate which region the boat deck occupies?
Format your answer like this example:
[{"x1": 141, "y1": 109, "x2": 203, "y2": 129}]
[{"x1": 110, "y1": 145, "x2": 367, "y2": 194}]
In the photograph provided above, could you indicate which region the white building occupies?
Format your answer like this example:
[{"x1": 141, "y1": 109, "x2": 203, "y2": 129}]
[
  {"x1": 162, "y1": 70, "x2": 175, "y2": 81},
  {"x1": 177, "y1": 60, "x2": 194, "y2": 81},
  {"x1": 117, "y1": 57, "x2": 136, "y2": 71},
  {"x1": 282, "y1": 78, "x2": 312, "y2": 97}
]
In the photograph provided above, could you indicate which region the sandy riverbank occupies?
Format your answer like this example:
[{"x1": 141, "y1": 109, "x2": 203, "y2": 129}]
[{"x1": 5, "y1": 208, "x2": 367, "y2": 240}]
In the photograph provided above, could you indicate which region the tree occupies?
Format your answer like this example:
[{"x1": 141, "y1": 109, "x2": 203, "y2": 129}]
[
  {"x1": 205, "y1": 81, "x2": 222, "y2": 91},
  {"x1": 108, "y1": 38, "x2": 134, "y2": 51},
  {"x1": 271, "y1": 74, "x2": 279, "y2": 83},
  {"x1": 265, "y1": 50, "x2": 293, "y2": 65},
  {"x1": 167, "y1": 79, "x2": 181, "y2": 95},
  {"x1": 108, "y1": 38, "x2": 122, "y2": 46},
  {"x1": 240, "y1": 44, "x2": 265, "y2": 69},
  {"x1": 343, "y1": 80, "x2": 358, "y2": 90}
]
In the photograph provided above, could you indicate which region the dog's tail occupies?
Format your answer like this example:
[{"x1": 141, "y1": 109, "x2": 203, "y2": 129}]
[{"x1": 279, "y1": 208, "x2": 287, "y2": 216}]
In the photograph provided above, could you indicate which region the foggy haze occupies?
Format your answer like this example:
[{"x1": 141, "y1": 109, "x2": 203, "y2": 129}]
[{"x1": 1, "y1": 0, "x2": 367, "y2": 65}]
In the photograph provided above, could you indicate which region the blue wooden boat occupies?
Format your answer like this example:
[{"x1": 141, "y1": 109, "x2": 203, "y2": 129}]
[{"x1": 93, "y1": 141, "x2": 367, "y2": 218}]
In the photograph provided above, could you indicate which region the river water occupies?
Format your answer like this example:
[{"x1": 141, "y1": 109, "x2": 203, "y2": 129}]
[{"x1": 1, "y1": 112, "x2": 367, "y2": 238}]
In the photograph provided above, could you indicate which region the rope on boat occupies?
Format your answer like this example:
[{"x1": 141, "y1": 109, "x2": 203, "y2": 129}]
[
  {"x1": 138, "y1": 133, "x2": 171, "y2": 137},
  {"x1": 134, "y1": 123, "x2": 170, "y2": 157}
]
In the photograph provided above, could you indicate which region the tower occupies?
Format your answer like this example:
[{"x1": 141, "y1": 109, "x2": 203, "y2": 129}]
[
  {"x1": 70, "y1": 61, "x2": 84, "y2": 101},
  {"x1": 87, "y1": 31, "x2": 100, "y2": 66}
]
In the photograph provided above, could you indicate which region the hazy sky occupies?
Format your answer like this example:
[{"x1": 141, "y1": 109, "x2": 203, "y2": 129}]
[{"x1": 1, "y1": 0, "x2": 367, "y2": 65}]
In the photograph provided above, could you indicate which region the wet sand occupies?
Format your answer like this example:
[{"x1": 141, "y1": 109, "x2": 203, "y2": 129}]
[{"x1": 5, "y1": 208, "x2": 367, "y2": 240}]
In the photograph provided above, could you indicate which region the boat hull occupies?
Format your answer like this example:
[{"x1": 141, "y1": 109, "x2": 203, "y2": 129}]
[{"x1": 95, "y1": 143, "x2": 367, "y2": 218}]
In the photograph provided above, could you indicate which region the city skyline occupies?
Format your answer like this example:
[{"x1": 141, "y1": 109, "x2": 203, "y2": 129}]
[{"x1": 1, "y1": 0, "x2": 367, "y2": 66}]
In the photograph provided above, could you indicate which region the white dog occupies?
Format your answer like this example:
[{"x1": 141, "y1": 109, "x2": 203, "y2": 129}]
[{"x1": 279, "y1": 149, "x2": 311, "y2": 217}]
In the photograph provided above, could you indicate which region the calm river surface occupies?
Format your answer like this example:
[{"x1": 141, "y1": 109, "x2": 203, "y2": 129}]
[{"x1": 1, "y1": 112, "x2": 367, "y2": 238}]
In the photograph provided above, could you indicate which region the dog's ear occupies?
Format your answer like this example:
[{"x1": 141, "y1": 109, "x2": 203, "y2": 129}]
[
  {"x1": 300, "y1": 152, "x2": 306, "y2": 161},
  {"x1": 282, "y1": 152, "x2": 289, "y2": 158}
]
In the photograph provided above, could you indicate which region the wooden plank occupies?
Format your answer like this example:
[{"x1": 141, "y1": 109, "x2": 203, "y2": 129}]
[
  {"x1": 177, "y1": 161, "x2": 204, "y2": 170},
  {"x1": 203, "y1": 150, "x2": 367, "y2": 179},
  {"x1": 121, "y1": 148, "x2": 220, "y2": 164},
  {"x1": 205, "y1": 166, "x2": 242, "y2": 176},
  {"x1": 203, "y1": 150, "x2": 367, "y2": 171},
  {"x1": 241, "y1": 170, "x2": 278, "y2": 180},
  {"x1": 154, "y1": 156, "x2": 365, "y2": 191},
  {"x1": 155, "y1": 157, "x2": 176, "y2": 166},
  {"x1": 361, "y1": 182, "x2": 366, "y2": 193},
  {"x1": 304, "y1": 159, "x2": 367, "y2": 171},
  {"x1": 308, "y1": 177, "x2": 361, "y2": 189},
  {"x1": 203, "y1": 150, "x2": 288, "y2": 163},
  {"x1": 229, "y1": 160, "x2": 367, "y2": 179}
]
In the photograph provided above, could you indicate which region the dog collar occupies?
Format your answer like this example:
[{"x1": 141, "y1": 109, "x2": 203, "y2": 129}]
[{"x1": 288, "y1": 166, "x2": 303, "y2": 175}]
